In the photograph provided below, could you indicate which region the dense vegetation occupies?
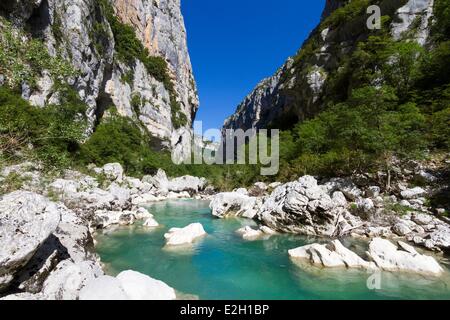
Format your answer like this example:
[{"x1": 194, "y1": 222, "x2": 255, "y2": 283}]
[
  {"x1": 223, "y1": 0, "x2": 450, "y2": 189},
  {"x1": 0, "y1": 86, "x2": 87, "y2": 168},
  {"x1": 0, "y1": 17, "x2": 74, "y2": 91}
]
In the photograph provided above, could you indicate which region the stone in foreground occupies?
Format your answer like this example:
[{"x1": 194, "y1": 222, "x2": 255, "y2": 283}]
[
  {"x1": 79, "y1": 271, "x2": 176, "y2": 300},
  {"x1": 0, "y1": 192, "x2": 61, "y2": 290},
  {"x1": 116, "y1": 270, "x2": 176, "y2": 300},
  {"x1": 79, "y1": 276, "x2": 128, "y2": 300}
]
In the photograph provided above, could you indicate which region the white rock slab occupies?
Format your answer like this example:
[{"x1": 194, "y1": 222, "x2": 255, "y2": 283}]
[
  {"x1": 116, "y1": 270, "x2": 176, "y2": 300},
  {"x1": 164, "y1": 223, "x2": 207, "y2": 246}
]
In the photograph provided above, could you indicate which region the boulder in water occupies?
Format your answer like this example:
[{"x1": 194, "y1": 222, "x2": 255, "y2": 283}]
[{"x1": 164, "y1": 223, "x2": 207, "y2": 246}]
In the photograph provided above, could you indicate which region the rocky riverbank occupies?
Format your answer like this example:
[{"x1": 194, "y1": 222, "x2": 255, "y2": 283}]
[
  {"x1": 0, "y1": 162, "x2": 212, "y2": 300},
  {"x1": 1, "y1": 155, "x2": 449, "y2": 300},
  {"x1": 210, "y1": 157, "x2": 450, "y2": 275}
]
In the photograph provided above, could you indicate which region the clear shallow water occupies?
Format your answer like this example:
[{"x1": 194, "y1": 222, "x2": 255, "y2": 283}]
[{"x1": 95, "y1": 200, "x2": 450, "y2": 300}]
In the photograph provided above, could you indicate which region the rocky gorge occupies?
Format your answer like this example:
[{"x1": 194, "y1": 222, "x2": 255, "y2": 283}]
[
  {"x1": 223, "y1": 0, "x2": 436, "y2": 132},
  {"x1": 1, "y1": 154, "x2": 449, "y2": 300},
  {"x1": 1, "y1": 0, "x2": 450, "y2": 300},
  {"x1": 0, "y1": 161, "x2": 212, "y2": 300}
]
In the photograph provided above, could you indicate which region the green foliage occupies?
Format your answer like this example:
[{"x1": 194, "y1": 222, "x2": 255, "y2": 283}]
[
  {"x1": 0, "y1": 172, "x2": 32, "y2": 194},
  {"x1": 382, "y1": 41, "x2": 424, "y2": 100},
  {"x1": 121, "y1": 70, "x2": 134, "y2": 85},
  {"x1": 171, "y1": 99, "x2": 188, "y2": 128},
  {"x1": 322, "y1": 0, "x2": 370, "y2": 29},
  {"x1": 79, "y1": 112, "x2": 148, "y2": 175},
  {"x1": 274, "y1": 85, "x2": 426, "y2": 179},
  {"x1": 0, "y1": 17, "x2": 75, "y2": 91},
  {"x1": 432, "y1": 0, "x2": 450, "y2": 41},
  {"x1": 52, "y1": 12, "x2": 64, "y2": 44},
  {"x1": 416, "y1": 41, "x2": 450, "y2": 90},
  {"x1": 131, "y1": 93, "x2": 142, "y2": 116},
  {"x1": 430, "y1": 107, "x2": 450, "y2": 149},
  {"x1": 91, "y1": 22, "x2": 109, "y2": 56},
  {"x1": 0, "y1": 87, "x2": 87, "y2": 168},
  {"x1": 384, "y1": 202, "x2": 411, "y2": 216}
]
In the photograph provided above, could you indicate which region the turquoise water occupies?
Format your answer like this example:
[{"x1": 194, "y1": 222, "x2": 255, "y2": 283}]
[{"x1": 95, "y1": 200, "x2": 450, "y2": 300}]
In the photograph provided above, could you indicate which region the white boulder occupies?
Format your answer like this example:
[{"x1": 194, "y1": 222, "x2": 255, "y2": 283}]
[
  {"x1": 79, "y1": 276, "x2": 128, "y2": 300},
  {"x1": 401, "y1": 187, "x2": 426, "y2": 200},
  {"x1": 355, "y1": 198, "x2": 375, "y2": 216},
  {"x1": 116, "y1": 270, "x2": 176, "y2": 300},
  {"x1": 367, "y1": 238, "x2": 443, "y2": 275},
  {"x1": 412, "y1": 213, "x2": 433, "y2": 226},
  {"x1": 366, "y1": 186, "x2": 381, "y2": 198},
  {"x1": 164, "y1": 223, "x2": 207, "y2": 246},
  {"x1": 289, "y1": 240, "x2": 372, "y2": 269},
  {"x1": 93, "y1": 210, "x2": 136, "y2": 229},
  {"x1": 0, "y1": 192, "x2": 61, "y2": 290},
  {"x1": 393, "y1": 222, "x2": 413, "y2": 236},
  {"x1": 49, "y1": 179, "x2": 79, "y2": 198},
  {"x1": 289, "y1": 238, "x2": 444, "y2": 276},
  {"x1": 210, "y1": 192, "x2": 259, "y2": 219},
  {"x1": 142, "y1": 169, "x2": 169, "y2": 194},
  {"x1": 100, "y1": 163, "x2": 124, "y2": 182},
  {"x1": 331, "y1": 191, "x2": 348, "y2": 207},
  {"x1": 168, "y1": 175, "x2": 207, "y2": 194},
  {"x1": 236, "y1": 226, "x2": 264, "y2": 240},
  {"x1": 43, "y1": 260, "x2": 103, "y2": 300},
  {"x1": 143, "y1": 217, "x2": 159, "y2": 228}
]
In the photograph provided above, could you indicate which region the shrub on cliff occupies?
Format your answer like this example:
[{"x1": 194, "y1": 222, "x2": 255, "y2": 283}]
[
  {"x1": 0, "y1": 17, "x2": 75, "y2": 91},
  {"x1": 79, "y1": 111, "x2": 148, "y2": 174},
  {"x1": 0, "y1": 87, "x2": 86, "y2": 168}
]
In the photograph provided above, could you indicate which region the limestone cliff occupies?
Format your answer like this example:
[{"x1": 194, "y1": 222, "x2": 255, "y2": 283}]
[
  {"x1": 0, "y1": 0, "x2": 198, "y2": 158},
  {"x1": 223, "y1": 0, "x2": 435, "y2": 132}
]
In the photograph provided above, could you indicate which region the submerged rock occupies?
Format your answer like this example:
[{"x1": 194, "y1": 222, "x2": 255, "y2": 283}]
[
  {"x1": 143, "y1": 217, "x2": 159, "y2": 228},
  {"x1": 236, "y1": 226, "x2": 264, "y2": 240},
  {"x1": 164, "y1": 223, "x2": 207, "y2": 246},
  {"x1": 289, "y1": 238, "x2": 444, "y2": 276},
  {"x1": 289, "y1": 240, "x2": 373, "y2": 269},
  {"x1": 236, "y1": 225, "x2": 276, "y2": 240}
]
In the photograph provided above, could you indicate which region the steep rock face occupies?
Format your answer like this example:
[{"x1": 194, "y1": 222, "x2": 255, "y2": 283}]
[
  {"x1": 223, "y1": 0, "x2": 435, "y2": 132},
  {"x1": 0, "y1": 0, "x2": 198, "y2": 157},
  {"x1": 223, "y1": 59, "x2": 294, "y2": 130},
  {"x1": 113, "y1": 0, "x2": 198, "y2": 120},
  {"x1": 321, "y1": 0, "x2": 348, "y2": 19}
]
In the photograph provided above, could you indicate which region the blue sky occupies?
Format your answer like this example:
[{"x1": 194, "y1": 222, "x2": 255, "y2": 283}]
[{"x1": 181, "y1": 0, "x2": 325, "y2": 132}]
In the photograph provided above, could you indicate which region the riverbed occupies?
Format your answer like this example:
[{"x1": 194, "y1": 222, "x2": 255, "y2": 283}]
[{"x1": 95, "y1": 200, "x2": 450, "y2": 300}]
